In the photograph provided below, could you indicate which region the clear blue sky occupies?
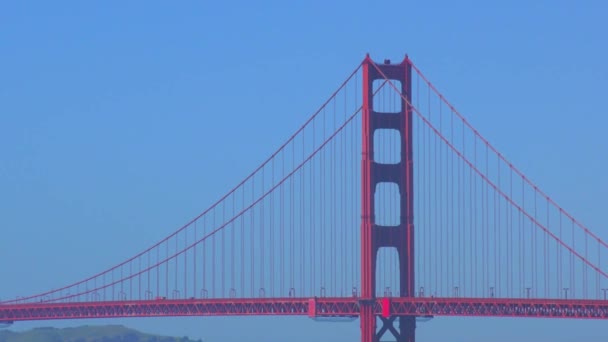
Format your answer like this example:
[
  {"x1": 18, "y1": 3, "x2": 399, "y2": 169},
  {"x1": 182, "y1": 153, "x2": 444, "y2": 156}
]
[{"x1": 1, "y1": 1, "x2": 608, "y2": 341}]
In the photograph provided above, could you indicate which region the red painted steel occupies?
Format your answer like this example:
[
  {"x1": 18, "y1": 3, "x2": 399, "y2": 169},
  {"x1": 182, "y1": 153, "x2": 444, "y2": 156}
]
[
  {"x1": 381, "y1": 297, "x2": 391, "y2": 318},
  {"x1": 388, "y1": 297, "x2": 608, "y2": 319},
  {"x1": 360, "y1": 55, "x2": 376, "y2": 342},
  {"x1": 360, "y1": 55, "x2": 415, "y2": 342},
  {"x1": 3, "y1": 297, "x2": 608, "y2": 322}
]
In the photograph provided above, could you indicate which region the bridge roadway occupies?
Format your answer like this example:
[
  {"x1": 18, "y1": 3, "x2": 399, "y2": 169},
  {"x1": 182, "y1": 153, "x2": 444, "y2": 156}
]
[{"x1": 2, "y1": 297, "x2": 608, "y2": 322}]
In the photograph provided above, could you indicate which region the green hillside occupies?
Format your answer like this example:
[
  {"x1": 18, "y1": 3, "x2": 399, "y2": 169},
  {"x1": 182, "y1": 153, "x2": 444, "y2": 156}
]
[{"x1": 0, "y1": 325, "x2": 201, "y2": 342}]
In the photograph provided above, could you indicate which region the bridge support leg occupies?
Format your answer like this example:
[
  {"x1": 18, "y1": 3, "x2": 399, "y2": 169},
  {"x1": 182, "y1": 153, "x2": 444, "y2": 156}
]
[
  {"x1": 399, "y1": 316, "x2": 416, "y2": 342},
  {"x1": 360, "y1": 306, "x2": 376, "y2": 342},
  {"x1": 374, "y1": 316, "x2": 415, "y2": 342}
]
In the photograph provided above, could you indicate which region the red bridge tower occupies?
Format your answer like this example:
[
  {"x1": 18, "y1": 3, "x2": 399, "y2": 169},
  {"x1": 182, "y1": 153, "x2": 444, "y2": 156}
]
[{"x1": 360, "y1": 55, "x2": 415, "y2": 342}]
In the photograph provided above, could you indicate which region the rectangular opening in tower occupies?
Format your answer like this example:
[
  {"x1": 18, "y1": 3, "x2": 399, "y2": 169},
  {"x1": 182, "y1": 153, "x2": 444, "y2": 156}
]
[
  {"x1": 374, "y1": 182, "x2": 401, "y2": 227},
  {"x1": 376, "y1": 246, "x2": 400, "y2": 297},
  {"x1": 372, "y1": 79, "x2": 402, "y2": 113},
  {"x1": 373, "y1": 129, "x2": 401, "y2": 164}
]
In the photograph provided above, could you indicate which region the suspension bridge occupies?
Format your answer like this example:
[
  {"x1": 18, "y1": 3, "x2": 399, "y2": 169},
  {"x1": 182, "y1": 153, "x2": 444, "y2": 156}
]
[{"x1": 2, "y1": 55, "x2": 607, "y2": 342}]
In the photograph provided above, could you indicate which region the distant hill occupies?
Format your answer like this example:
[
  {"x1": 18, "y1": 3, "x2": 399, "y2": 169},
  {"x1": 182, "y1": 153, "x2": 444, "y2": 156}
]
[{"x1": 0, "y1": 325, "x2": 201, "y2": 342}]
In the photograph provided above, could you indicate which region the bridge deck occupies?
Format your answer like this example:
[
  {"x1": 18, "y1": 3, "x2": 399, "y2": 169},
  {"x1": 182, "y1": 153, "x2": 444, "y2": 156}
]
[{"x1": 2, "y1": 297, "x2": 608, "y2": 322}]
